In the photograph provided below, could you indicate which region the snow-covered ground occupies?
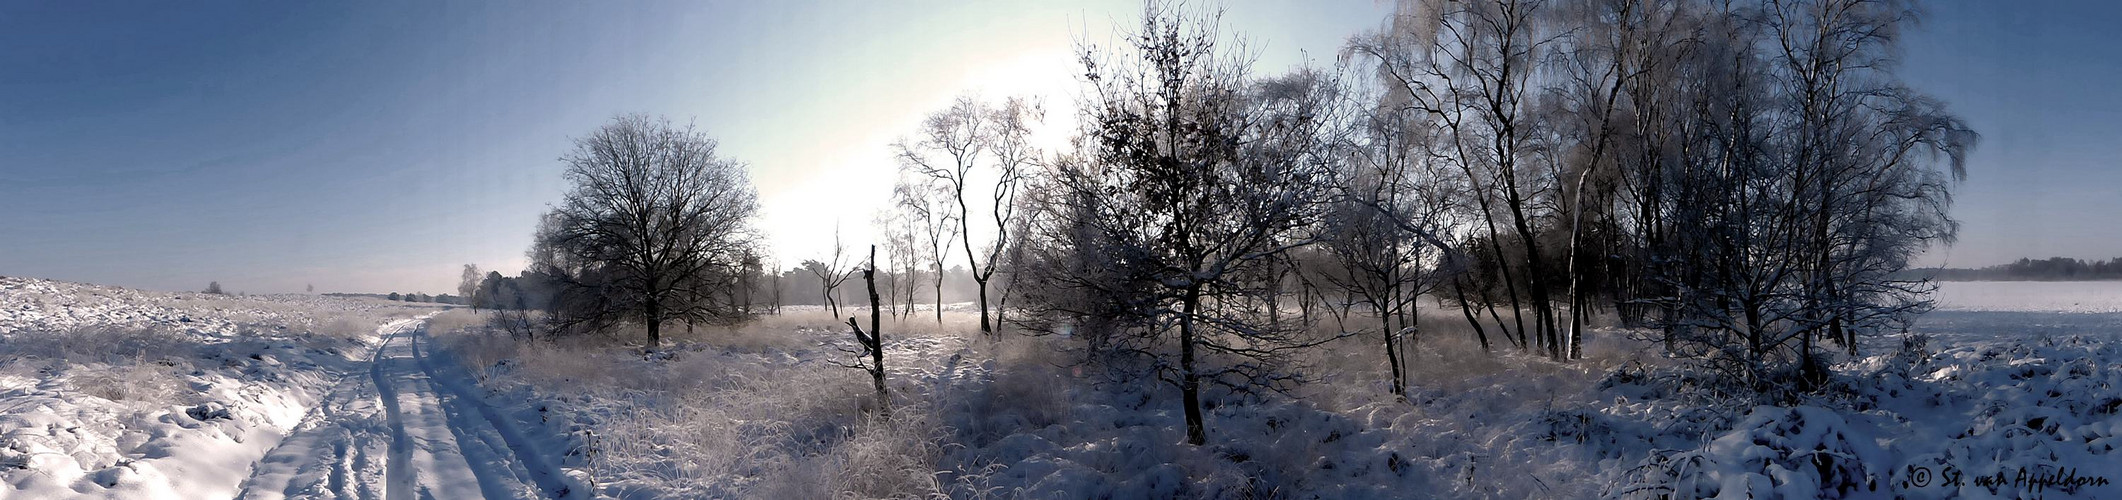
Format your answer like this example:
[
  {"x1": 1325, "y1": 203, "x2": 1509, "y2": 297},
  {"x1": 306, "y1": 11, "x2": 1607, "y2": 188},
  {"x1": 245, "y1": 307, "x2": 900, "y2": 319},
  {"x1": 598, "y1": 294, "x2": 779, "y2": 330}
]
[
  {"x1": 1591, "y1": 282, "x2": 2122, "y2": 499},
  {"x1": 238, "y1": 319, "x2": 585, "y2": 499},
  {"x1": 0, "y1": 277, "x2": 434, "y2": 498},
  {"x1": 427, "y1": 308, "x2": 972, "y2": 498},
  {"x1": 8, "y1": 278, "x2": 2120, "y2": 499},
  {"x1": 1922, "y1": 281, "x2": 2122, "y2": 350},
  {"x1": 1931, "y1": 281, "x2": 2122, "y2": 314},
  {"x1": 430, "y1": 286, "x2": 2122, "y2": 499}
]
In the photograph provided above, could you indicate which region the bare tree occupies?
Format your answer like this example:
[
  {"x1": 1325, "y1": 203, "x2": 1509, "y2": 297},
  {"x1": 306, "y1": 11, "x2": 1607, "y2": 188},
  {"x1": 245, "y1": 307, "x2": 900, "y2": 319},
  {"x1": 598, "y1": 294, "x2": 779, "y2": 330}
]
[
  {"x1": 1316, "y1": 76, "x2": 1466, "y2": 394},
  {"x1": 459, "y1": 264, "x2": 482, "y2": 311},
  {"x1": 875, "y1": 208, "x2": 920, "y2": 320},
  {"x1": 1021, "y1": 3, "x2": 1340, "y2": 445},
  {"x1": 204, "y1": 281, "x2": 224, "y2": 295},
  {"x1": 1469, "y1": 0, "x2": 1977, "y2": 396},
  {"x1": 736, "y1": 249, "x2": 762, "y2": 317},
  {"x1": 894, "y1": 174, "x2": 959, "y2": 324},
  {"x1": 832, "y1": 246, "x2": 889, "y2": 416},
  {"x1": 1350, "y1": 0, "x2": 1573, "y2": 359},
  {"x1": 804, "y1": 226, "x2": 854, "y2": 319},
  {"x1": 1545, "y1": 0, "x2": 1651, "y2": 360},
  {"x1": 530, "y1": 114, "x2": 760, "y2": 350},
  {"x1": 897, "y1": 95, "x2": 1040, "y2": 334},
  {"x1": 971, "y1": 97, "x2": 1040, "y2": 335},
  {"x1": 880, "y1": 193, "x2": 924, "y2": 317},
  {"x1": 765, "y1": 256, "x2": 784, "y2": 315}
]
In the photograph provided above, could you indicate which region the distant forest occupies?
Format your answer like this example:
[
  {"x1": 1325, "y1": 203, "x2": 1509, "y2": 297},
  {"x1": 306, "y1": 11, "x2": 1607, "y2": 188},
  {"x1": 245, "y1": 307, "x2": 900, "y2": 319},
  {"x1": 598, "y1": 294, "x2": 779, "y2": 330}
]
[{"x1": 1918, "y1": 257, "x2": 2122, "y2": 281}]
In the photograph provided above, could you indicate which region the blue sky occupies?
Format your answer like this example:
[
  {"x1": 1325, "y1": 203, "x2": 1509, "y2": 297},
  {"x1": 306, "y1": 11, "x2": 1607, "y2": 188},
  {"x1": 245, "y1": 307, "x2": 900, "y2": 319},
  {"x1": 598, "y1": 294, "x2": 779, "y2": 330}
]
[
  {"x1": 0, "y1": 1, "x2": 2114, "y2": 294},
  {"x1": 1899, "y1": 1, "x2": 2122, "y2": 269}
]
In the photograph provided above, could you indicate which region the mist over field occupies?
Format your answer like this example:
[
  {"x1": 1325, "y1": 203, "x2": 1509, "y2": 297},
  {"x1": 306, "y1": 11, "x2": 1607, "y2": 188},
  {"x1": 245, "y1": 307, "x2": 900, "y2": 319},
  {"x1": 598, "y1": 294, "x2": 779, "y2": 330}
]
[{"x1": 5, "y1": 1, "x2": 2121, "y2": 499}]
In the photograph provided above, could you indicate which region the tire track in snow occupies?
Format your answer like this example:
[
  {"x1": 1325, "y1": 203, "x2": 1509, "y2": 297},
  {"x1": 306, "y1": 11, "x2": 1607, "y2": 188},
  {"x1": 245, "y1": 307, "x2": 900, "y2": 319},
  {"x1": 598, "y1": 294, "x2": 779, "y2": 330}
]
[
  {"x1": 370, "y1": 327, "x2": 420, "y2": 500},
  {"x1": 237, "y1": 319, "x2": 415, "y2": 500},
  {"x1": 237, "y1": 317, "x2": 579, "y2": 500},
  {"x1": 408, "y1": 328, "x2": 580, "y2": 499}
]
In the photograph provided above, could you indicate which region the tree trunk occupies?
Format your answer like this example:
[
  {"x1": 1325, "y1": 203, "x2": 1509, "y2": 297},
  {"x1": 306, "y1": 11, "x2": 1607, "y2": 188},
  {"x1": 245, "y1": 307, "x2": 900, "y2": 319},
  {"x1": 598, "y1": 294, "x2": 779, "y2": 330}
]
[
  {"x1": 1504, "y1": 201, "x2": 1558, "y2": 360},
  {"x1": 1479, "y1": 210, "x2": 1530, "y2": 351},
  {"x1": 905, "y1": 267, "x2": 918, "y2": 317},
  {"x1": 975, "y1": 276, "x2": 993, "y2": 335},
  {"x1": 1266, "y1": 257, "x2": 1282, "y2": 326},
  {"x1": 1566, "y1": 177, "x2": 1588, "y2": 361},
  {"x1": 1299, "y1": 280, "x2": 1315, "y2": 326},
  {"x1": 645, "y1": 303, "x2": 662, "y2": 351},
  {"x1": 884, "y1": 273, "x2": 898, "y2": 320},
  {"x1": 1453, "y1": 278, "x2": 1492, "y2": 352},
  {"x1": 865, "y1": 250, "x2": 886, "y2": 414},
  {"x1": 957, "y1": 189, "x2": 996, "y2": 335},
  {"x1": 1381, "y1": 296, "x2": 1404, "y2": 397},
  {"x1": 1180, "y1": 287, "x2": 1206, "y2": 446}
]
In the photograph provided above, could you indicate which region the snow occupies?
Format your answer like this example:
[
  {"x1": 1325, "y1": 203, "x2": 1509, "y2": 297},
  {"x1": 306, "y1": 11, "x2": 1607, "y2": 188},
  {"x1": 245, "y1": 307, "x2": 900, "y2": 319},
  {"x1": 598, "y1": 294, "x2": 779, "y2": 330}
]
[
  {"x1": 417, "y1": 286, "x2": 2122, "y2": 498},
  {"x1": 8, "y1": 277, "x2": 2120, "y2": 499},
  {"x1": 1930, "y1": 281, "x2": 2122, "y2": 314},
  {"x1": 1611, "y1": 283, "x2": 2122, "y2": 499},
  {"x1": 425, "y1": 311, "x2": 974, "y2": 498},
  {"x1": 235, "y1": 320, "x2": 585, "y2": 499},
  {"x1": 0, "y1": 277, "x2": 585, "y2": 499},
  {"x1": 0, "y1": 277, "x2": 427, "y2": 499}
]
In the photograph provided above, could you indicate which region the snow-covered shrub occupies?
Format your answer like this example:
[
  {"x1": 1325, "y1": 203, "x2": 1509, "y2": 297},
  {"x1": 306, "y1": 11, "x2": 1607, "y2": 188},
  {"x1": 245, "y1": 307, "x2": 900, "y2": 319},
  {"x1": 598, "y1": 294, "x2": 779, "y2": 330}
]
[
  {"x1": 438, "y1": 329, "x2": 528, "y2": 382},
  {"x1": 70, "y1": 361, "x2": 184, "y2": 405},
  {"x1": 490, "y1": 308, "x2": 543, "y2": 340},
  {"x1": 1619, "y1": 406, "x2": 1892, "y2": 500},
  {"x1": 425, "y1": 308, "x2": 486, "y2": 337},
  {"x1": 1877, "y1": 335, "x2": 2122, "y2": 499},
  {"x1": 766, "y1": 410, "x2": 946, "y2": 499},
  {"x1": 947, "y1": 337, "x2": 1072, "y2": 446},
  {"x1": 311, "y1": 315, "x2": 378, "y2": 338},
  {"x1": 491, "y1": 336, "x2": 626, "y2": 388},
  {"x1": 5, "y1": 325, "x2": 199, "y2": 366}
]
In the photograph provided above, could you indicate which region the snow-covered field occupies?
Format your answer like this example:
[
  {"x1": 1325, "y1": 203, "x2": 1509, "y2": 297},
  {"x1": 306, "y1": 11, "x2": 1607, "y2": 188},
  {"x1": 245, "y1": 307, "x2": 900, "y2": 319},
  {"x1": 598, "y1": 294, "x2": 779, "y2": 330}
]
[
  {"x1": 1931, "y1": 281, "x2": 2122, "y2": 314},
  {"x1": 0, "y1": 277, "x2": 434, "y2": 498},
  {"x1": 6, "y1": 278, "x2": 2120, "y2": 499},
  {"x1": 428, "y1": 285, "x2": 2122, "y2": 499}
]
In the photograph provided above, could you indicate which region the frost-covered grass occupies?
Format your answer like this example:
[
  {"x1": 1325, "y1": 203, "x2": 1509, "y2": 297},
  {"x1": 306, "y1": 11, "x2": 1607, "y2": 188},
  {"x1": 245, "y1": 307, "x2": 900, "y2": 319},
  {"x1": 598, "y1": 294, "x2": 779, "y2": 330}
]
[
  {"x1": 433, "y1": 306, "x2": 966, "y2": 498},
  {"x1": 0, "y1": 276, "x2": 436, "y2": 498},
  {"x1": 6, "y1": 276, "x2": 2110, "y2": 498},
  {"x1": 431, "y1": 283, "x2": 2122, "y2": 499}
]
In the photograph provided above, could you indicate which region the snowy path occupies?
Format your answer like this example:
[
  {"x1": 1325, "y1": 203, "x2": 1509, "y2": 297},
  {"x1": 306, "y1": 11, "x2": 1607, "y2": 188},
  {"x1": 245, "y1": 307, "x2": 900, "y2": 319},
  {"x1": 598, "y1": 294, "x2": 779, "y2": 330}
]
[{"x1": 236, "y1": 319, "x2": 577, "y2": 500}]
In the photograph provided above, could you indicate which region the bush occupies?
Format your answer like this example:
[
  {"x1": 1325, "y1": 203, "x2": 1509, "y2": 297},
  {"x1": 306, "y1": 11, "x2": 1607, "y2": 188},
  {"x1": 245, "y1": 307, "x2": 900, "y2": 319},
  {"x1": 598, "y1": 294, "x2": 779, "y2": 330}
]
[
  {"x1": 5, "y1": 325, "x2": 199, "y2": 366},
  {"x1": 425, "y1": 309, "x2": 486, "y2": 337},
  {"x1": 1618, "y1": 406, "x2": 1891, "y2": 499},
  {"x1": 489, "y1": 309, "x2": 541, "y2": 341},
  {"x1": 71, "y1": 361, "x2": 184, "y2": 405}
]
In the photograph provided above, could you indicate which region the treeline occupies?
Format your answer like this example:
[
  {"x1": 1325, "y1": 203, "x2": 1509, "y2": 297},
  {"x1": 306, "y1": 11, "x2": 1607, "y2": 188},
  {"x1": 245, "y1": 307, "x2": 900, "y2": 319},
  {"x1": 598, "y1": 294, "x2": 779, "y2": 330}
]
[
  {"x1": 324, "y1": 292, "x2": 466, "y2": 304},
  {"x1": 779, "y1": 264, "x2": 983, "y2": 309},
  {"x1": 447, "y1": 259, "x2": 987, "y2": 324},
  {"x1": 1922, "y1": 257, "x2": 2122, "y2": 281},
  {"x1": 464, "y1": 0, "x2": 1974, "y2": 446}
]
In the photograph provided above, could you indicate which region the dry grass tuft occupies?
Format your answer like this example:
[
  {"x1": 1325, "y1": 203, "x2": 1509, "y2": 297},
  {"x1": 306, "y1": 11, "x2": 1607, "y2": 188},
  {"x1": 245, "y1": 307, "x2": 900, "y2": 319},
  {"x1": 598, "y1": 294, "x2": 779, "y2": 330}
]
[{"x1": 71, "y1": 361, "x2": 184, "y2": 405}]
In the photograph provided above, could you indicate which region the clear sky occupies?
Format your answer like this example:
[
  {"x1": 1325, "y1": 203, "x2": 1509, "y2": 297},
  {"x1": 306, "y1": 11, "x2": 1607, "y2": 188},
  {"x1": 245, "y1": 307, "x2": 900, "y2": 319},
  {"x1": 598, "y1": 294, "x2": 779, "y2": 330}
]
[
  {"x1": 1899, "y1": 1, "x2": 2122, "y2": 269},
  {"x1": 0, "y1": 1, "x2": 2114, "y2": 294}
]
